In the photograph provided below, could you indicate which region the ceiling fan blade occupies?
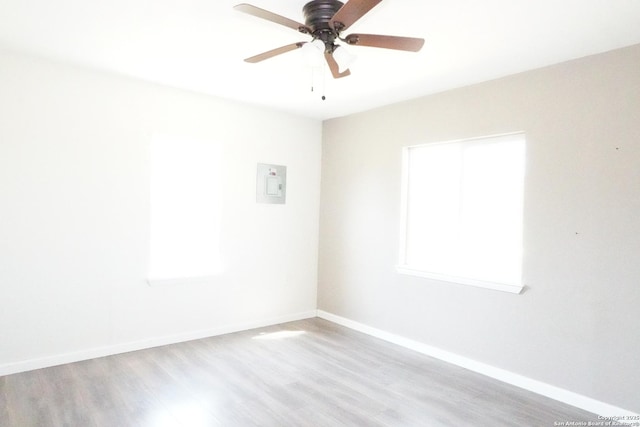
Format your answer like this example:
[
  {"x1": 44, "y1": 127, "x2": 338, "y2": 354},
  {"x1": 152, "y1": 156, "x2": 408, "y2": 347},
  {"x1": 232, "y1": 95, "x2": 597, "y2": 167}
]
[
  {"x1": 324, "y1": 52, "x2": 351, "y2": 79},
  {"x1": 344, "y1": 34, "x2": 425, "y2": 52},
  {"x1": 331, "y1": 0, "x2": 382, "y2": 32},
  {"x1": 244, "y1": 42, "x2": 305, "y2": 63},
  {"x1": 234, "y1": 3, "x2": 310, "y2": 34}
]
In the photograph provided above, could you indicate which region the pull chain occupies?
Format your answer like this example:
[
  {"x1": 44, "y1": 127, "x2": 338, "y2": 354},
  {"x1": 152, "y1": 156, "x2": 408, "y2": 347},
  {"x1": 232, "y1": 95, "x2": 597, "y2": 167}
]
[
  {"x1": 310, "y1": 66, "x2": 327, "y2": 101},
  {"x1": 321, "y1": 65, "x2": 326, "y2": 100}
]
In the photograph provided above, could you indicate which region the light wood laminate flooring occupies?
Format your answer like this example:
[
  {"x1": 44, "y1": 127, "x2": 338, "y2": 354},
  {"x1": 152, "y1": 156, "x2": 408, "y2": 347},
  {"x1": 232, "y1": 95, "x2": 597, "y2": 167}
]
[{"x1": 1, "y1": 318, "x2": 600, "y2": 426}]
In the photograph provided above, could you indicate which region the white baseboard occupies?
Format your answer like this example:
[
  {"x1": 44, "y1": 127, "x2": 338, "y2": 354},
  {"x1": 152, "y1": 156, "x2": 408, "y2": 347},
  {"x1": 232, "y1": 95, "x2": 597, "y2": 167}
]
[
  {"x1": 0, "y1": 310, "x2": 317, "y2": 377},
  {"x1": 317, "y1": 310, "x2": 639, "y2": 422}
]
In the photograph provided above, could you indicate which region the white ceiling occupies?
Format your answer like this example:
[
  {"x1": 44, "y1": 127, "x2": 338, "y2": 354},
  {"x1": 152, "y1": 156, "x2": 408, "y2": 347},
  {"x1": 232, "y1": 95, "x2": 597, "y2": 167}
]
[{"x1": 1, "y1": 0, "x2": 640, "y2": 120}]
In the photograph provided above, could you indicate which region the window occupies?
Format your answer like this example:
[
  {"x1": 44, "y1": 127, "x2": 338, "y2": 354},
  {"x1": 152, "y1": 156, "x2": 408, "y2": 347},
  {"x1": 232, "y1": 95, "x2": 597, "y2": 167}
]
[
  {"x1": 398, "y1": 133, "x2": 526, "y2": 293},
  {"x1": 148, "y1": 133, "x2": 223, "y2": 286}
]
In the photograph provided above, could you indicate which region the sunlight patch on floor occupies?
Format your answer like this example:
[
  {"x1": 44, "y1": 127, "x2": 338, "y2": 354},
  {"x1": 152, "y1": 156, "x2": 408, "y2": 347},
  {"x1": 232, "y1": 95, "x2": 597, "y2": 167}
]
[
  {"x1": 252, "y1": 330, "x2": 307, "y2": 340},
  {"x1": 147, "y1": 401, "x2": 215, "y2": 427}
]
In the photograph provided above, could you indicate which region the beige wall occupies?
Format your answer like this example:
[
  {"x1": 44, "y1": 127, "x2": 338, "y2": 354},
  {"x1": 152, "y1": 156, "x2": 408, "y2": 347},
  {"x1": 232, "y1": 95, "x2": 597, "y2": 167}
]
[
  {"x1": 0, "y1": 50, "x2": 321, "y2": 372},
  {"x1": 319, "y1": 44, "x2": 640, "y2": 412}
]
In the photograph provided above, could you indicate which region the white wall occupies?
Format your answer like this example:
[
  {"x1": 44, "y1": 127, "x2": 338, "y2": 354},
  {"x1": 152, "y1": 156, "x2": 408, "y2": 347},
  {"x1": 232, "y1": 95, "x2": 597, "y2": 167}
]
[
  {"x1": 319, "y1": 44, "x2": 640, "y2": 413},
  {"x1": 0, "y1": 50, "x2": 321, "y2": 372}
]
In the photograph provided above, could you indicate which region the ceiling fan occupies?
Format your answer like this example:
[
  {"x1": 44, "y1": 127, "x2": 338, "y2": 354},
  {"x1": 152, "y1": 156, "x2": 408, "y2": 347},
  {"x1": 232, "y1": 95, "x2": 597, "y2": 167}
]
[{"x1": 234, "y1": 0, "x2": 425, "y2": 79}]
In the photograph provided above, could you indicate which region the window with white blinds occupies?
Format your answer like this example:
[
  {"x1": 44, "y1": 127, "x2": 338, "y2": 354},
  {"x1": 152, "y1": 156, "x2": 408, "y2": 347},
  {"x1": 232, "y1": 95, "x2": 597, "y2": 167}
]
[
  {"x1": 398, "y1": 133, "x2": 526, "y2": 294},
  {"x1": 148, "y1": 133, "x2": 222, "y2": 286}
]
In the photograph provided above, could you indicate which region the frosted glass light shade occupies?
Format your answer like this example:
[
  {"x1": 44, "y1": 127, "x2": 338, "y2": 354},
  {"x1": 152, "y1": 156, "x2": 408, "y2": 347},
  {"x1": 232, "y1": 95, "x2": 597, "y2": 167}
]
[
  {"x1": 302, "y1": 39, "x2": 325, "y2": 67},
  {"x1": 332, "y1": 45, "x2": 357, "y2": 72}
]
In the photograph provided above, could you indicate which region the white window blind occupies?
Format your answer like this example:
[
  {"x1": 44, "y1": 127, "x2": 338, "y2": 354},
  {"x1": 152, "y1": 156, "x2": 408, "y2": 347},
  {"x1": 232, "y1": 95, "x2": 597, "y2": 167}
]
[
  {"x1": 398, "y1": 133, "x2": 526, "y2": 293},
  {"x1": 148, "y1": 133, "x2": 222, "y2": 286}
]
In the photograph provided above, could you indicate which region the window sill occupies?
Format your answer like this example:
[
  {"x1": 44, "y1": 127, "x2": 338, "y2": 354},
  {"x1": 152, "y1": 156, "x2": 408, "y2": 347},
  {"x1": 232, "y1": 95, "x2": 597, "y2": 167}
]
[
  {"x1": 147, "y1": 275, "x2": 221, "y2": 287},
  {"x1": 396, "y1": 266, "x2": 524, "y2": 294}
]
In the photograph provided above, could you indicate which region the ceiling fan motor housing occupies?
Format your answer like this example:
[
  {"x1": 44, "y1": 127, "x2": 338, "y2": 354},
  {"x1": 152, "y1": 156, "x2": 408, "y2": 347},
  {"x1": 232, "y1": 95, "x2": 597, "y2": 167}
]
[
  {"x1": 303, "y1": 0, "x2": 343, "y2": 30},
  {"x1": 303, "y1": 0, "x2": 344, "y2": 51}
]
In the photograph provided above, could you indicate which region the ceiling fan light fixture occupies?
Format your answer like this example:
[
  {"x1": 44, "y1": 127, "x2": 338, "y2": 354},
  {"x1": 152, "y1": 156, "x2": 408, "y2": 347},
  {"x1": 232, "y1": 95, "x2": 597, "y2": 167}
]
[
  {"x1": 332, "y1": 44, "x2": 357, "y2": 73},
  {"x1": 302, "y1": 39, "x2": 326, "y2": 66}
]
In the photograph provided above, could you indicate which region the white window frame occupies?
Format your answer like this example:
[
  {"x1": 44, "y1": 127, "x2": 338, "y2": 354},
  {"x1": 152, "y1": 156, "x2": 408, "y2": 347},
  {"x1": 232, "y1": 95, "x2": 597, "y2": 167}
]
[{"x1": 397, "y1": 133, "x2": 526, "y2": 294}]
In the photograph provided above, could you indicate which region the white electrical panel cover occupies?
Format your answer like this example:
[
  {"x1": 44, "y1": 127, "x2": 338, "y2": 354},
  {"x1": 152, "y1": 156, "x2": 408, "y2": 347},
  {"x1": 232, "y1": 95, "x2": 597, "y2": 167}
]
[{"x1": 256, "y1": 163, "x2": 286, "y2": 204}]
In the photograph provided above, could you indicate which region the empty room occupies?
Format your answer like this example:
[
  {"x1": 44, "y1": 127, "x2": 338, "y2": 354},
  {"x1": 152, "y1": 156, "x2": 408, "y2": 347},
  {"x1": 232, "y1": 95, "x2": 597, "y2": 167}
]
[{"x1": 1, "y1": 0, "x2": 639, "y2": 426}]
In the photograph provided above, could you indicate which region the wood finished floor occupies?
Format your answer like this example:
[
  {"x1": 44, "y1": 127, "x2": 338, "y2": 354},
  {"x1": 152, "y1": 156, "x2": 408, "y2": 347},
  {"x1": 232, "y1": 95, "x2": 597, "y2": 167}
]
[{"x1": 1, "y1": 318, "x2": 600, "y2": 427}]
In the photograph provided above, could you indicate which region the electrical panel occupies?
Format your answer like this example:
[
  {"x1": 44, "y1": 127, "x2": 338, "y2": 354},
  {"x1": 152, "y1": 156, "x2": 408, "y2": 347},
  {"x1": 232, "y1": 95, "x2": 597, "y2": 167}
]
[{"x1": 256, "y1": 163, "x2": 286, "y2": 204}]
